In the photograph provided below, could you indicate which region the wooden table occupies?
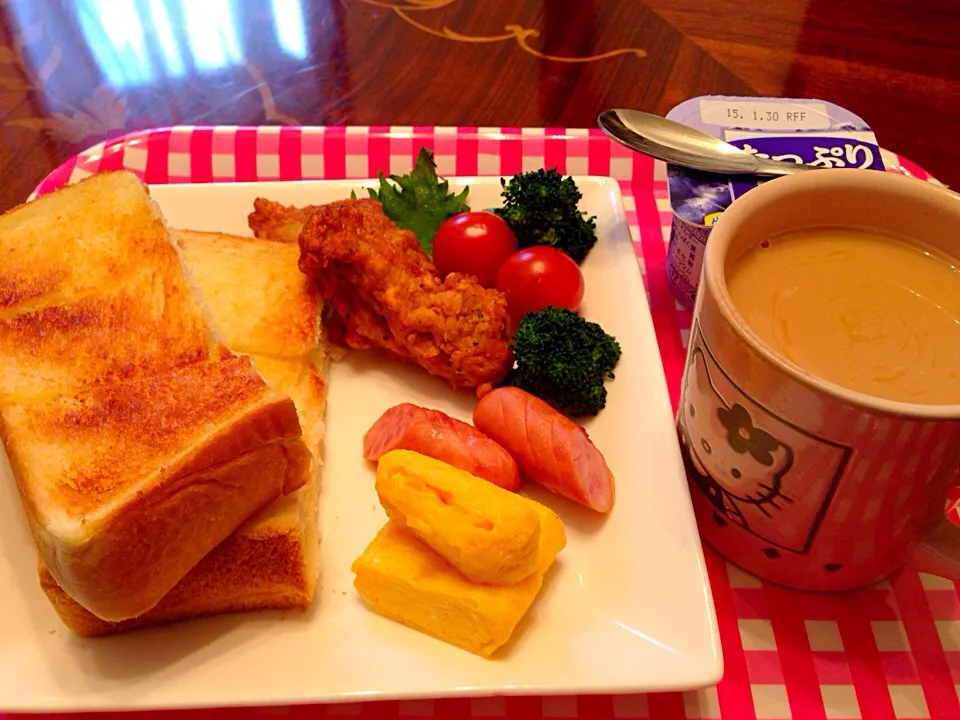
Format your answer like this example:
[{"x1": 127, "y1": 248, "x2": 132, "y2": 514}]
[
  {"x1": 3, "y1": 2, "x2": 960, "y2": 720},
  {"x1": 0, "y1": 0, "x2": 957, "y2": 212}
]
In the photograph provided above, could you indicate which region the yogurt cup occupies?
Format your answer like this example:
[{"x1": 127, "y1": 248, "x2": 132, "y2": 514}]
[{"x1": 664, "y1": 95, "x2": 885, "y2": 309}]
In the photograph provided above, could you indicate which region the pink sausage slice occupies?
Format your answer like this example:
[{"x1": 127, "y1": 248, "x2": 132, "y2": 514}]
[
  {"x1": 363, "y1": 403, "x2": 521, "y2": 492},
  {"x1": 473, "y1": 387, "x2": 615, "y2": 513}
]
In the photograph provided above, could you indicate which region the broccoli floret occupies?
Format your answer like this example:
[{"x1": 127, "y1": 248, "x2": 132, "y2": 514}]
[
  {"x1": 493, "y1": 169, "x2": 598, "y2": 263},
  {"x1": 506, "y1": 307, "x2": 621, "y2": 416}
]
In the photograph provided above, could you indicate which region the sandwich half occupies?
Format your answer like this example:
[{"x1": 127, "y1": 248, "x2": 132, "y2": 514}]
[
  {"x1": 0, "y1": 172, "x2": 311, "y2": 622},
  {"x1": 40, "y1": 230, "x2": 328, "y2": 636}
]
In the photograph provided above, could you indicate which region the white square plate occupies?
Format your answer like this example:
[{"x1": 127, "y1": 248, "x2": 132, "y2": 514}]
[{"x1": 0, "y1": 177, "x2": 721, "y2": 711}]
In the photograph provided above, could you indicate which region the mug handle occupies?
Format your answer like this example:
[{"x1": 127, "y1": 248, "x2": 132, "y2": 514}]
[{"x1": 909, "y1": 518, "x2": 960, "y2": 580}]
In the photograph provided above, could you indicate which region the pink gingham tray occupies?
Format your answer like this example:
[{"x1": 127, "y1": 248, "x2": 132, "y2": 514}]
[{"x1": 19, "y1": 126, "x2": 960, "y2": 720}]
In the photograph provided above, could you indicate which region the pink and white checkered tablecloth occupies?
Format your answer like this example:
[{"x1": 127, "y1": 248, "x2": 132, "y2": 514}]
[{"x1": 18, "y1": 126, "x2": 960, "y2": 720}]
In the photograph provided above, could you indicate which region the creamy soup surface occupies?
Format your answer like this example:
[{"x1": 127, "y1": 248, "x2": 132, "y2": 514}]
[{"x1": 726, "y1": 227, "x2": 960, "y2": 405}]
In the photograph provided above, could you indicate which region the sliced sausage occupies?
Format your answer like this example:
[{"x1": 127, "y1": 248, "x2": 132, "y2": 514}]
[
  {"x1": 363, "y1": 403, "x2": 521, "y2": 492},
  {"x1": 472, "y1": 387, "x2": 615, "y2": 513}
]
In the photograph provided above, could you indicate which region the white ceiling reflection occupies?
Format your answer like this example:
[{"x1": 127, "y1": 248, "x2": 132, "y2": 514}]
[
  {"x1": 271, "y1": 0, "x2": 308, "y2": 59},
  {"x1": 181, "y1": 0, "x2": 243, "y2": 72},
  {"x1": 14, "y1": 0, "x2": 309, "y2": 89}
]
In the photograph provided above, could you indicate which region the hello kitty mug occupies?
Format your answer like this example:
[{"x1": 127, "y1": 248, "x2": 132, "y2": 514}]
[{"x1": 677, "y1": 169, "x2": 960, "y2": 592}]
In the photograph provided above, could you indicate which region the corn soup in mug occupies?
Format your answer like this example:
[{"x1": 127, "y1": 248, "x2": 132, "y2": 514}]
[{"x1": 726, "y1": 227, "x2": 960, "y2": 405}]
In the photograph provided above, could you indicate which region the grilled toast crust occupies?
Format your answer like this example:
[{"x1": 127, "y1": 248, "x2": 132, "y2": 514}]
[
  {"x1": 0, "y1": 172, "x2": 310, "y2": 622},
  {"x1": 1, "y1": 356, "x2": 299, "y2": 520},
  {"x1": 0, "y1": 258, "x2": 212, "y2": 404}
]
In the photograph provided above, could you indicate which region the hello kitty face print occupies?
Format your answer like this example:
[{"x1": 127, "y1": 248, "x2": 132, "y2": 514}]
[
  {"x1": 683, "y1": 359, "x2": 795, "y2": 513},
  {"x1": 678, "y1": 326, "x2": 852, "y2": 555}
]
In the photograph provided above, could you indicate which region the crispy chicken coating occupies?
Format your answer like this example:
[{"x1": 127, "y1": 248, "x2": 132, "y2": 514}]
[
  {"x1": 248, "y1": 198, "x2": 319, "y2": 244},
  {"x1": 297, "y1": 199, "x2": 512, "y2": 391}
]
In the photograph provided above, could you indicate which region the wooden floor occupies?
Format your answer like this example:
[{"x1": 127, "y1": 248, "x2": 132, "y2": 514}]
[{"x1": 0, "y1": 0, "x2": 957, "y2": 208}]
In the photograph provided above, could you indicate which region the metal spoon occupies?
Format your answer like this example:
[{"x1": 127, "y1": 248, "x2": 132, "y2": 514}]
[{"x1": 597, "y1": 108, "x2": 819, "y2": 177}]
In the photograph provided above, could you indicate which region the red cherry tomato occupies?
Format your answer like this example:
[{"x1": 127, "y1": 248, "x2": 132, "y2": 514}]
[
  {"x1": 495, "y1": 246, "x2": 585, "y2": 322},
  {"x1": 432, "y1": 212, "x2": 518, "y2": 287}
]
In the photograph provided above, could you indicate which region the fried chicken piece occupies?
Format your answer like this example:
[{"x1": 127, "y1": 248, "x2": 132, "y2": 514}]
[
  {"x1": 248, "y1": 198, "x2": 319, "y2": 244},
  {"x1": 298, "y1": 198, "x2": 512, "y2": 391},
  {"x1": 250, "y1": 197, "x2": 416, "y2": 359},
  {"x1": 325, "y1": 282, "x2": 414, "y2": 360}
]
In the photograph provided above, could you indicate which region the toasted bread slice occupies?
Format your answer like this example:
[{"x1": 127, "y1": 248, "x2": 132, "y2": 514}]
[
  {"x1": 1, "y1": 341, "x2": 311, "y2": 623},
  {"x1": 0, "y1": 173, "x2": 310, "y2": 622},
  {"x1": 39, "y1": 354, "x2": 326, "y2": 636},
  {"x1": 0, "y1": 171, "x2": 198, "y2": 315},
  {"x1": 176, "y1": 230, "x2": 320, "y2": 358},
  {"x1": 39, "y1": 230, "x2": 328, "y2": 636},
  {"x1": 0, "y1": 174, "x2": 219, "y2": 404}
]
